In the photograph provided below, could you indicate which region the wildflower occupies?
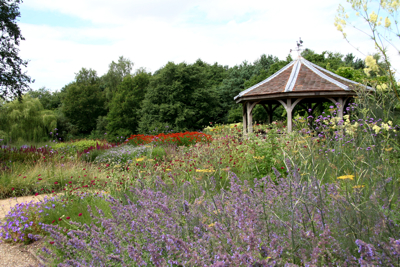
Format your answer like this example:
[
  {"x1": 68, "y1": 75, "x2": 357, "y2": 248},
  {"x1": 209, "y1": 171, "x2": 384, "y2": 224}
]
[
  {"x1": 385, "y1": 17, "x2": 391, "y2": 27},
  {"x1": 78, "y1": 213, "x2": 83, "y2": 216},
  {"x1": 35, "y1": 193, "x2": 39, "y2": 196},
  {"x1": 136, "y1": 158, "x2": 145, "y2": 162},
  {"x1": 281, "y1": 167, "x2": 284, "y2": 169},
  {"x1": 337, "y1": 175, "x2": 354, "y2": 180},
  {"x1": 353, "y1": 185, "x2": 365, "y2": 189},
  {"x1": 196, "y1": 169, "x2": 215, "y2": 173},
  {"x1": 208, "y1": 223, "x2": 216, "y2": 228},
  {"x1": 51, "y1": 220, "x2": 55, "y2": 224},
  {"x1": 66, "y1": 217, "x2": 70, "y2": 220},
  {"x1": 11, "y1": 188, "x2": 14, "y2": 191},
  {"x1": 253, "y1": 156, "x2": 265, "y2": 160},
  {"x1": 369, "y1": 11, "x2": 378, "y2": 23},
  {"x1": 49, "y1": 241, "x2": 55, "y2": 245},
  {"x1": 38, "y1": 178, "x2": 42, "y2": 181},
  {"x1": 54, "y1": 181, "x2": 58, "y2": 185},
  {"x1": 58, "y1": 218, "x2": 62, "y2": 221}
]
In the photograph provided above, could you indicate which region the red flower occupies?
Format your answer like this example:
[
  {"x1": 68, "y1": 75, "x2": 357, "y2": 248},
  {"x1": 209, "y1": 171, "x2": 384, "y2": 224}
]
[
  {"x1": 58, "y1": 218, "x2": 62, "y2": 221},
  {"x1": 38, "y1": 178, "x2": 42, "y2": 181},
  {"x1": 11, "y1": 188, "x2": 14, "y2": 191},
  {"x1": 66, "y1": 217, "x2": 70, "y2": 220},
  {"x1": 35, "y1": 193, "x2": 39, "y2": 196},
  {"x1": 68, "y1": 181, "x2": 72, "y2": 184},
  {"x1": 38, "y1": 174, "x2": 41, "y2": 177},
  {"x1": 78, "y1": 213, "x2": 82, "y2": 216},
  {"x1": 51, "y1": 220, "x2": 55, "y2": 223},
  {"x1": 54, "y1": 181, "x2": 58, "y2": 185},
  {"x1": 281, "y1": 167, "x2": 284, "y2": 169},
  {"x1": 49, "y1": 241, "x2": 55, "y2": 245},
  {"x1": 23, "y1": 176, "x2": 26, "y2": 178}
]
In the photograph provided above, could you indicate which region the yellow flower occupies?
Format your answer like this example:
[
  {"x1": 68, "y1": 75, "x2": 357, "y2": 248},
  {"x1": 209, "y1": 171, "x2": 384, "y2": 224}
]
[
  {"x1": 385, "y1": 147, "x2": 393, "y2": 152},
  {"x1": 369, "y1": 11, "x2": 378, "y2": 23},
  {"x1": 337, "y1": 175, "x2": 354, "y2": 180},
  {"x1": 208, "y1": 223, "x2": 216, "y2": 228},
  {"x1": 372, "y1": 125, "x2": 381, "y2": 134},
  {"x1": 385, "y1": 17, "x2": 391, "y2": 27},
  {"x1": 353, "y1": 185, "x2": 365, "y2": 189},
  {"x1": 221, "y1": 168, "x2": 230, "y2": 171},
  {"x1": 253, "y1": 156, "x2": 265, "y2": 160},
  {"x1": 136, "y1": 158, "x2": 145, "y2": 162},
  {"x1": 165, "y1": 169, "x2": 172, "y2": 171},
  {"x1": 196, "y1": 169, "x2": 215, "y2": 173},
  {"x1": 147, "y1": 159, "x2": 154, "y2": 162}
]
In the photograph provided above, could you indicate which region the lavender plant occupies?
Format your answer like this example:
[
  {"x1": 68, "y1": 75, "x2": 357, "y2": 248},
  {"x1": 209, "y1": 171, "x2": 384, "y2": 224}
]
[{"x1": 36, "y1": 162, "x2": 400, "y2": 266}]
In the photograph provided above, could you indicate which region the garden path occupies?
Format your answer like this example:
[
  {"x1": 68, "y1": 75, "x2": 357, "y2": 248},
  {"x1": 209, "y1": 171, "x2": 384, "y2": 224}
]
[{"x1": 0, "y1": 193, "x2": 54, "y2": 266}]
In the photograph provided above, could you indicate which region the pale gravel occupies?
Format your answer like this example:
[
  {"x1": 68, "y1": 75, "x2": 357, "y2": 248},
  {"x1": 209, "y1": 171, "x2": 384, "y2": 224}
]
[{"x1": 0, "y1": 194, "x2": 57, "y2": 267}]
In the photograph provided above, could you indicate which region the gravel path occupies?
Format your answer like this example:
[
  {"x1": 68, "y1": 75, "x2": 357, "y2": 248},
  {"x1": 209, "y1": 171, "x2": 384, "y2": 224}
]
[{"x1": 0, "y1": 194, "x2": 54, "y2": 267}]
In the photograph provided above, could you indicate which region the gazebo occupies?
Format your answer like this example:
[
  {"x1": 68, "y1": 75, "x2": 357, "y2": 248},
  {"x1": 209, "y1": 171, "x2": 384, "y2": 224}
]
[{"x1": 234, "y1": 55, "x2": 373, "y2": 133}]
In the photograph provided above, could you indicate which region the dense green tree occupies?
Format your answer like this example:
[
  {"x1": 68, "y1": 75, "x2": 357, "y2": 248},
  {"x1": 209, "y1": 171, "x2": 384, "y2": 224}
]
[
  {"x1": 106, "y1": 69, "x2": 151, "y2": 141},
  {"x1": 139, "y1": 60, "x2": 221, "y2": 133},
  {"x1": 0, "y1": 95, "x2": 56, "y2": 142},
  {"x1": 28, "y1": 87, "x2": 61, "y2": 110},
  {"x1": 0, "y1": 0, "x2": 33, "y2": 100},
  {"x1": 101, "y1": 56, "x2": 134, "y2": 101},
  {"x1": 62, "y1": 68, "x2": 106, "y2": 134}
]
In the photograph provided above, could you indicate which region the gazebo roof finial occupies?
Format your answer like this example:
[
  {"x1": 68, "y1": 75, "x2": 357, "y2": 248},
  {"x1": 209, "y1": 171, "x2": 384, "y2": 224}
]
[{"x1": 290, "y1": 38, "x2": 306, "y2": 57}]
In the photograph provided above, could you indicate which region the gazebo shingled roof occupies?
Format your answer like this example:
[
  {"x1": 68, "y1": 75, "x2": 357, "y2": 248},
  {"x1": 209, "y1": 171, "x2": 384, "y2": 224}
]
[{"x1": 234, "y1": 56, "x2": 374, "y2": 133}]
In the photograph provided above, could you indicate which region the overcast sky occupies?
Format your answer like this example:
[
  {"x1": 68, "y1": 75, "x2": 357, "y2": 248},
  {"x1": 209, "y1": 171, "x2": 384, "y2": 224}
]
[{"x1": 17, "y1": 0, "x2": 396, "y2": 91}]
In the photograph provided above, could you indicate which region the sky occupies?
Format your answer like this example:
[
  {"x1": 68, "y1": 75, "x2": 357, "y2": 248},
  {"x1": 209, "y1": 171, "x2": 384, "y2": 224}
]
[{"x1": 16, "y1": 0, "x2": 397, "y2": 91}]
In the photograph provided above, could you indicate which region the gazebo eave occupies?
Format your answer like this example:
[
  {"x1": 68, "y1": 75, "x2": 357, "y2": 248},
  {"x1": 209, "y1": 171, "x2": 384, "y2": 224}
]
[{"x1": 235, "y1": 91, "x2": 357, "y2": 104}]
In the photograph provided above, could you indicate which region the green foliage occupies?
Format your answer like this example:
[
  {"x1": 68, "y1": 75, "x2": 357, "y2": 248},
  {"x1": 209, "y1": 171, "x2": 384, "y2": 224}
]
[
  {"x1": 139, "y1": 60, "x2": 222, "y2": 133},
  {"x1": 101, "y1": 56, "x2": 134, "y2": 101},
  {"x1": 28, "y1": 87, "x2": 62, "y2": 110},
  {"x1": 52, "y1": 139, "x2": 108, "y2": 154},
  {"x1": 0, "y1": 0, "x2": 33, "y2": 100},
  {"x1": 106, "y1": 69, "x2": 151, "y2": 142},
  {"x1": 62, "y1": 68, "x2": 106, "y2": 134},
  {"x1": 0, "y1": 95, "x2": 57, "y2": 143}
]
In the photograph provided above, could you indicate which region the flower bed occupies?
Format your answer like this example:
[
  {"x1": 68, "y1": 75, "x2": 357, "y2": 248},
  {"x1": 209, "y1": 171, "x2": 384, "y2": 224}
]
[{"x1": 125, "y1": 131, "x2": 212, "y2": 147}]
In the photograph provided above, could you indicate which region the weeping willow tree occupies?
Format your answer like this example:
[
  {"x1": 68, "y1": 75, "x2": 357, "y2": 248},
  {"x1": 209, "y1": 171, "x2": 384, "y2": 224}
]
[{"x1": 0, "y1": 95, "x2": 57, "y2": 143}]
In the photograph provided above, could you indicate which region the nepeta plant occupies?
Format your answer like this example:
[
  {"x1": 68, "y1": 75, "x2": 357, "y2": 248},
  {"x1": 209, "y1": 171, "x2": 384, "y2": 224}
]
[{"x1": 37, "y1": 161, "x2": 400, "y2": 266}]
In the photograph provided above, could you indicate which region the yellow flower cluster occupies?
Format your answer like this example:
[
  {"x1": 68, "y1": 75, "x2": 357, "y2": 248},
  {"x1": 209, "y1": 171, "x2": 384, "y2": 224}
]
[
  {"x1": 364, "y1": 56, "x2": 379, "y2": 77},
  {"x1": 353, "y1": 185, "x2": 365, "y2": 189},
  {"x1": 337, "y1": 175, "x2": 355, "y2": 180},
  {"x1": 196, "y1": 169, "x2": 215, "y2": 173},
  {"x1": 369, "y1": 11, "x2": 378, "y2": 23},
  {"x1": 253, "y1": 156, "x2": 265, "y2": 160}
]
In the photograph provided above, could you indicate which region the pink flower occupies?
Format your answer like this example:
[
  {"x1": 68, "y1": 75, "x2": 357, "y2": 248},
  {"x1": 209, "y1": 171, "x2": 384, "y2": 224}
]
[
  {"x1": 66, "y1": 217, "x2": 70, "y2": 220},
  {"x1": 35, "y1": 193, "x2": 39, "y2": 196},
  {"x1": 54, "y1": 181, "x2": 58, "y2": 185},
  {"x1": 78, "y1": 213, "x2": 82, "y2": 216}
]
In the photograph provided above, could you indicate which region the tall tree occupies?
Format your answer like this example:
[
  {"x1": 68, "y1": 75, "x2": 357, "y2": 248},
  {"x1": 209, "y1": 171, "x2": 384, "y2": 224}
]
[
  {"x1": 101, "y1": 56, "x2": 134, "y2": 101},
  {"x1": 0, "y1": 95, "x2": 56, "y2": 143},
  {"x1": 0, "y1": 0, "x2": 33, "y2": 100},
  {"x1": 62, "y1": 68, "x2": 106, "y2": 134},
  {"x1": 106, "y1": 69, "x2": 151, "y2": 141},
  {"x1": 28, "y1": 87, "x2": 61, "y2": 110},
  {"x1": 139, "y1": 60, "x2": 221, "y2": 134}
]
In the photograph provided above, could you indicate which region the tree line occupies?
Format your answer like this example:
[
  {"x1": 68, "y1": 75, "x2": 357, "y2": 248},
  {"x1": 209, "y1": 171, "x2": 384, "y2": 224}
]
[{"x1": 0, "y1": 50, "x2": 387, "y2": 143}]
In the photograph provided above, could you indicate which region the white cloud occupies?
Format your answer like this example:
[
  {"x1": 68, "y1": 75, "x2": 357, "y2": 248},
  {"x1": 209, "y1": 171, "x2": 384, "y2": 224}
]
[{"x1": 17, "y1": 0, "x2": 398, "y2": 91}]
